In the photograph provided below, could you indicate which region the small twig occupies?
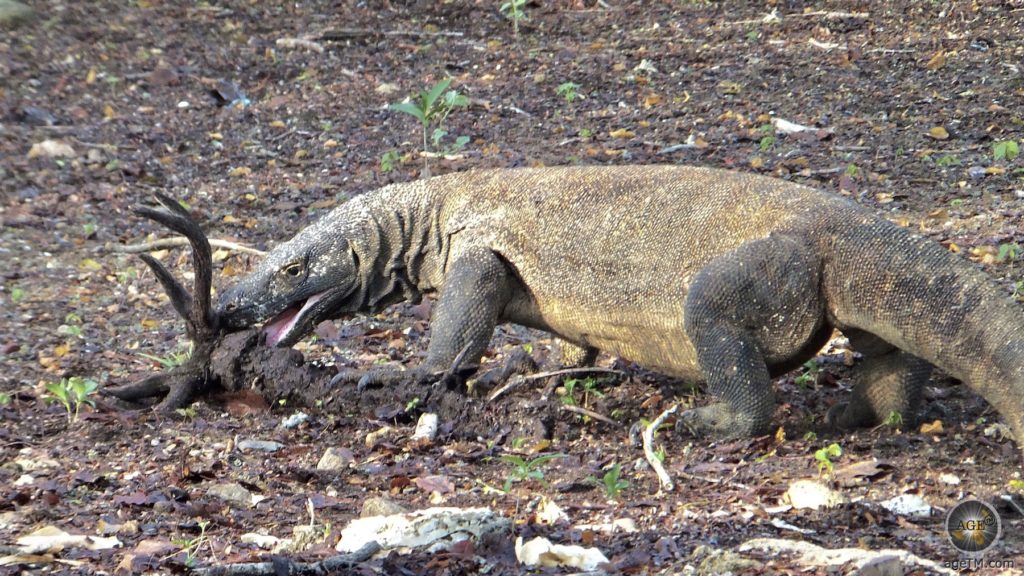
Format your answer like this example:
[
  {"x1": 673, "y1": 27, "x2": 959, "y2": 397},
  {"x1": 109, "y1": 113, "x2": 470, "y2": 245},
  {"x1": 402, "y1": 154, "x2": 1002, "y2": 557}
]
[
  {"x1": 560, "y1": 404, "x2": 618, "y2": 427},
  {"x1": 275, "y1": 37, "x2": 325, "y2": 53},
  {"x1": 110, "y1": 238, "x2": 266, "y2": 257},
  {"x1": 526, "y1": 367, "x2": 623, "y2": 381},
  {"x1": 865, "y1": 48, "x2": 915, "y2": 54},
  {"x1": 488, "y1": 367, "x2": 622, "y2": 403},
  {"x1": 193, "y1": 541, "x2": 381, "y2": 576},
  {"x1": 319, "y1": 28, "x2": 463, "y2": 41},
  {"x1": 643, "y1": 403, "x2": 679, "y2": 492}
]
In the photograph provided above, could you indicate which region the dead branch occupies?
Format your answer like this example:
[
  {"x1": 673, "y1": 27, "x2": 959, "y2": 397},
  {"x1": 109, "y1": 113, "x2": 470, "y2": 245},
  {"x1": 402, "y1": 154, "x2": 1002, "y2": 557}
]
[
  {"x1": 318, "y1": 28, "x2": 463, "y2": 41},
  {"x1": 193, "y1": 541, "x2": 381, "y2": 576},
  {"x1": 110, "y1": 237, "x2": 266, "y2": 257},
  {"x1": 560, "y1": 404, "x2": 619, "y2": 427},
  {"x1": 643, "y1": 402, "x2": 679, "y2": 492}
]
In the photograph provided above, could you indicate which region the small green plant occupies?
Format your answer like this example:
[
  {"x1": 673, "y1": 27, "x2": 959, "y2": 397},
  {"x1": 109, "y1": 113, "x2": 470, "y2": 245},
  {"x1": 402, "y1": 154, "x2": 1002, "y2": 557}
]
[
  {"x1": 793, "y1": 359, "x2": 819, "y2": 389},
  {"x1": 57, "y1": 312, "x2": 84, "y2": 339},
  {"x1": 935, "y1": 154, "x2": 961, "y2": 167},
  {"x1": 845, "y1": 163, "x2": 860, "y2": 177},
  {"x1": 9, "y1": 287, "x2": 25, "y2": 304},
  {"x1": 758, "y1": 124, "x2": 775, "y2": 152},
  {"x1": 949, "y1": 198, "x2": 964, "y2": 208},
  {"x1": 560, "y1": 376, "x2": 605, "y2": 409},
  {"x1": 138, "y1": 342, "x2": 193, "y2": 369},
  {"x1": 43, "y1": 376, "x2": 100, "y2": 422},
  {"x1": 997, "y1": 242, "x2": 1020, "y2": 265},
  {"x1": 389, "y1": 77, "x2": 470, "y2": 177},
  {"x1": 802, "y1": 430, "x2": 817, "y2": 442},
  {"x1": 510, "y1": 437, "x2": 528, "y2": 450},
  {"x1": 175, "y1": 406, "x2": 198, "y2": 420},
  {"x1": 883, "y1": 410, "x2": 903, "y2": 428},
  {"x1": 499, "y1": 0, "x2": 528, "y2": 38},
  {"x1": 600, "y1": 463, "x2": 629, "y2": 499},
  {"x1": 405, "y1": 396, "x2": 421, "y2": 412},
  {"x1": 993, "y1": 140, "x2": 1020, "y2": 162},
  {"x1": 1013, "y1": 280, "x2": 1024, "y2": 301},
  {"x1": 0, "y1": 392, "x2": 11, "y2": 406},
  {"x1": 814, "y1": 442, "x2": 842, "y2": 476},
  {"x1": 379, "y1": 150, "x2": 401, "y2": 173},
  {"x1": 556, "y1": 82, "x2": 581, "y2": 104},
  {"x1": 172, "y1": 520, "x2": 210, "y2": 568},
  {"x1": 579, "y1": 127, "x2": 593, "y2": 139},
  {"x1": 499, "y1": 453, "x2": 565, "y2": 492},
  {"x1": 1009, "y1": 479, "x2": 1024, "y2": 491}
]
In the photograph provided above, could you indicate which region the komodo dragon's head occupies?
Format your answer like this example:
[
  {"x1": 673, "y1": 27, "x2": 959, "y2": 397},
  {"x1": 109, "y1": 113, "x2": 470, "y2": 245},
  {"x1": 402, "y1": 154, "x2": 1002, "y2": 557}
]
[{"x1": 217, "y1": 202, "x2": 374, "y2": 347}]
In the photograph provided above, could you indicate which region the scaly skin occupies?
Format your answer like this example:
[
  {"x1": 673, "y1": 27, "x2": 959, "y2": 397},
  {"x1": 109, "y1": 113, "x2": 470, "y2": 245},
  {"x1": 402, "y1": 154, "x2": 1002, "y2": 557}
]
[{"x1": 217, "y1": 166, "x2": 1024, "y2": 459}]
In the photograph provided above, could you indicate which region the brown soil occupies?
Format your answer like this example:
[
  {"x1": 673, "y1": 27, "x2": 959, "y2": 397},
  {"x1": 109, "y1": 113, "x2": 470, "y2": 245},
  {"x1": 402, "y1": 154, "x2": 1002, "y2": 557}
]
[{"x1": 2, "y1": 1, "x2": 1023, "y2": 574}]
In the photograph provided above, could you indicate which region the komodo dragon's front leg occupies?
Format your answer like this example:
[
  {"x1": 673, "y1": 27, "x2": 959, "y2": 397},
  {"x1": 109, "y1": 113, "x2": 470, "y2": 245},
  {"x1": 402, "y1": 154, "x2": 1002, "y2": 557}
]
[
  {"x1": 680, "y1": 234, "x2": 827, "y2": 438},
  {"x1": 355, "y1": 246, "x2": 516, "y2": 389}
]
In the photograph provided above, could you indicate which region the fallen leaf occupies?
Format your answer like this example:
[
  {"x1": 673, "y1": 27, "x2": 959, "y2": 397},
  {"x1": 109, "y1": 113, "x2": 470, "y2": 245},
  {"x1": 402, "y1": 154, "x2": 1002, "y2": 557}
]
[
  {"x1": 608, "y1": 128, "x2": 635, "y2": 139},
  {"x1": 229, "y1": 166, "x2": 252, "y2": 177},
  {"x1": 925, "y1": 50, "x2": 946, "y2": 70},
  {"x1": 414, "y1": 475, "x2": 454, "y2": 494},
  {"x1": 919, "y1": 420, "x2": 944, "y2": 434},
  {"x1": 927, "y1": 126, "x2": 949, "y2": 140},
  {"x1": 28, "y1": 140, "x2": 76, "y2": 159}
]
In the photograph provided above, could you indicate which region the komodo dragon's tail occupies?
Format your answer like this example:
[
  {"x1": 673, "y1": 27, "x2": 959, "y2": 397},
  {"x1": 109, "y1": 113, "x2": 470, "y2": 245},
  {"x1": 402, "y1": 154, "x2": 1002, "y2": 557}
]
[{"x1": 823, "y1": 215, "x2": 1024, "y2": 452}]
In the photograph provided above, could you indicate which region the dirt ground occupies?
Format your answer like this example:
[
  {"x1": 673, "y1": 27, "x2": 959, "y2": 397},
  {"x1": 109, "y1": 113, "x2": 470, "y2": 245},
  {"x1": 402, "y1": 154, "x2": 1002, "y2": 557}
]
[{"x1": 2, "y1": 1, "x2": 1024, "y2": 574}]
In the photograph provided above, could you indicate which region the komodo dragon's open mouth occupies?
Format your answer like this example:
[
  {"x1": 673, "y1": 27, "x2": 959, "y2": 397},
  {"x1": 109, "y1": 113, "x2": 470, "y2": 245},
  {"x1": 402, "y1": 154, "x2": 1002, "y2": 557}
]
[{"x1": 262, "y1": 291, "x2": 326, "y2": 347}]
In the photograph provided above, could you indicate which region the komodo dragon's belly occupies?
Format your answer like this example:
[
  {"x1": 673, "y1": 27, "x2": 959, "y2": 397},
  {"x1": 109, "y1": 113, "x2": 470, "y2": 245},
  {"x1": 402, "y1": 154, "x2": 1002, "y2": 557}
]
[{"x1": 501, "y1": 260, "x2": 705, "y2": 382}]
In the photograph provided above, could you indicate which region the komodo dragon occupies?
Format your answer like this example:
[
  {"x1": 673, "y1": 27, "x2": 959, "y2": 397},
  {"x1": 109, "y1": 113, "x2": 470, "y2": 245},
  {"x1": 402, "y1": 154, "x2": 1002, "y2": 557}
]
[{"x1": 217, "y1": 165, "x2": 1024, "y2": 454}]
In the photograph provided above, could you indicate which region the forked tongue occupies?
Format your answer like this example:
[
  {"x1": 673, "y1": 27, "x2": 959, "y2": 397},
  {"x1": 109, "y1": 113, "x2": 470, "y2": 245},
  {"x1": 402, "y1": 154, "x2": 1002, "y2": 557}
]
[{"x1": 262, "y1": 292, "x2": 325, "y2": 347}]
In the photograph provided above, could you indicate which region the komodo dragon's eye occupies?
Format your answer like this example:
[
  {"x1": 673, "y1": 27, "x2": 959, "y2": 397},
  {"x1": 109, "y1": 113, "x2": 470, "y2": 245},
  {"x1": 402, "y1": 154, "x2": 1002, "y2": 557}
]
[{"x1": 282, "y1": 262, "x2": 304, "y2": 277}]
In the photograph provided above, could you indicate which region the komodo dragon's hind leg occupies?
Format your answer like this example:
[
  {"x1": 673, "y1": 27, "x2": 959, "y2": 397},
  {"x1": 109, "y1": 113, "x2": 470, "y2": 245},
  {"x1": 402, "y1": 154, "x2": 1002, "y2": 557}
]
[
  {"x1": 680, "y1": 234, "x2": 826, "y2": 438},
  {"x1": 826, "y1": 330, "x2": 932, "y2": 429}
]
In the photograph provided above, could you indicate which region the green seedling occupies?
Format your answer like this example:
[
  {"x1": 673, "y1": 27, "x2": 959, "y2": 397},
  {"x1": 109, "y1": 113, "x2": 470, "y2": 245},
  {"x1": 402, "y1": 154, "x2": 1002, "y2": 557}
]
[
  {"x1": 389, "y1": 77, "x2": 470, "y2": 177},
  {"x1": 556, "y1": 82, "x2": 581, "y2": 104},
  {"x1": 600, "y1": 463, "x2": 629, "y2": 499},
  {"x1": 997, "y1": 242, "x2": 1020, "y2": 265},
  {"x1": 993, "y1": 140, "x2": 1019, "y2": 162},
  {"x1": 499, "y1": 453, "x2": 565, "y2": 492},
  {"x1": 814, "y1": 442, "x2": 842, "y2": 476},
  {"x1": 793, "y1": 359, "x2": 819, "y2": 389},
  {"x1": 758, "y1": 124, "x2": 775, "y2": 152},
  {"x1": 43, "y1": 376, "x2": 100, "y2": 423},
  {"x1": 499, "y1": 0, "x2": 528, "y2": 38},
  {"x1": 9, "y1": 287, "x2": 25, "y2": 304},
  {"x1": 883, "y1": 410, "x2": 903, "y2": 429},
  {"x1": 803, "y1": 430, "x2": 818, "y2": 442},
  {"x1": 379, "y1": 150, "x2": 401, "y2": 173},
  {"x1": 172, "y1": 520, "x2": 210, "y2": 568},
  {"x1": 0, "y1": 392, "x2": 11, "y2": 406}
]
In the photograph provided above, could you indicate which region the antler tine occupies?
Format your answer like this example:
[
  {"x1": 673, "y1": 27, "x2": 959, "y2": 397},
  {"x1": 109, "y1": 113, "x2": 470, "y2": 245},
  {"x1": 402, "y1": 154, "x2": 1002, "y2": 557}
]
[
  {"x1": 135, "y1": 194, "x2": 216, "y2": 337},
  {"x1": 138, "y1": 253, "x2": 192, "y2": 323}
]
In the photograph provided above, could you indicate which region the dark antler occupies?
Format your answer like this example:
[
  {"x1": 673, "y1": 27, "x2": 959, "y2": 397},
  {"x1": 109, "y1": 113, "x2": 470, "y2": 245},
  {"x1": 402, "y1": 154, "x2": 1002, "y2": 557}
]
[{"x1": 103, "y1": 195, "x2": 223, "y2": 411}]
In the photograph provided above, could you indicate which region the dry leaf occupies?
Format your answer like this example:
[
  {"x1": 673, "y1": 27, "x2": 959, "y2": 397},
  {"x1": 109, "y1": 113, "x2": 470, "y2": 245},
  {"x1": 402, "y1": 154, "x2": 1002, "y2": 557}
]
[
  {"x1": 925, "y1": 50, "x2": 946, "y2": 70},
  {"x1": 927, "y1": 126, "x2": 949, "y2": 140},
  {"x1": 608, "y1": 128, "x2": 635, "y2": 139},
  {"x1": 919, "y1": 420, "x2": 944, "y2": 434}
]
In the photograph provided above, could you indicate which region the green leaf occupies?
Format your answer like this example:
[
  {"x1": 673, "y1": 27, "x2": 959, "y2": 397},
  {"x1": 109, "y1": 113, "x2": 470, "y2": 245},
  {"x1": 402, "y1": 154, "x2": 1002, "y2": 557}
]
[
  {"x1": 424, "y1": 77, "x2": 453, "y2": 110},
  {"x1": 993, "y1": 140, "x2": 1019, "y2": 161},
  {"x1": 389, "y1": 101, "x2": 426, "y2": 123}
]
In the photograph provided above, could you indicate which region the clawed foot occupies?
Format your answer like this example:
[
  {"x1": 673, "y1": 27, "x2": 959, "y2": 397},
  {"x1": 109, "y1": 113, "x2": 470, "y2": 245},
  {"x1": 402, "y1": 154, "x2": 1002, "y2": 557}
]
[{"x1": 677, "y1": 402, "x2": 766, "y2": 439}]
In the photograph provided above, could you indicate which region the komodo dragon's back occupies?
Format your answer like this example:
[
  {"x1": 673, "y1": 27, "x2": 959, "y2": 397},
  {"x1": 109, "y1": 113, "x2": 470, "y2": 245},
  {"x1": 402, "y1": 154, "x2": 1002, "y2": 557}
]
[{"x1": 219, "y1": 165, "x2": 1024, "y2": 462}]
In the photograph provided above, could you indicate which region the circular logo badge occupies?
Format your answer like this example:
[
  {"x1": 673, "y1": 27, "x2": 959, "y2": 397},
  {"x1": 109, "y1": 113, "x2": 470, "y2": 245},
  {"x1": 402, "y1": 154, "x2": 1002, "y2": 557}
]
[{"x1": 946, "y1": 499, "x2": 1001, "y2": 554}]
